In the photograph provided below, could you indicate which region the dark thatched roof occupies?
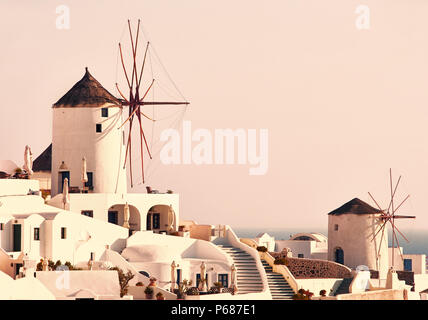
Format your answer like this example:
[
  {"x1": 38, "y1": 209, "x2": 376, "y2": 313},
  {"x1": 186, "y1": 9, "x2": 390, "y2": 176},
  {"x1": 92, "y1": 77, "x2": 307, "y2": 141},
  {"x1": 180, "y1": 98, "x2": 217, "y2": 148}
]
[
  {"x1": 53, "y1": 68, "x2": 120, "y2": 108},
  {"x1": 328, "y1": 198, "x2": 383, "y2": 216},
  {"x1": 33, "y1": 144, "x2": 52, "y2": 172}
]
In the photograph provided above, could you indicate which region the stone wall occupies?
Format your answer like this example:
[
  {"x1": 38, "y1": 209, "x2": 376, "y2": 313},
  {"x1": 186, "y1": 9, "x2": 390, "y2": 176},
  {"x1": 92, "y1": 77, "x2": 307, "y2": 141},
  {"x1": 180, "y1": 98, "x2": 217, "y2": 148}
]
[{"x1": 271, "y1": 253, "x2": 352, "y2": 279}]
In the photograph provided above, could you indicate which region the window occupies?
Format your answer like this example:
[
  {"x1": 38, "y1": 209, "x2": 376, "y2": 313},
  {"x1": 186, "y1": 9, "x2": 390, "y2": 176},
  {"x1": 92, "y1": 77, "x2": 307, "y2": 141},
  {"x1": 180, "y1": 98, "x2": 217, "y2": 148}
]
[
  {"x1": 90, "y1": 252, "x2": 95, "y2": 261},
  {"x1": 0, "y1": 223, "x2": 3, "y2": 231},
  {"x1": 404, "y1": 259, "x2": 412, "y2": 271},
  {"x1": 298, "y1": 253, "x2": 304, "y2": 258},
  {"x1": 218, "y1": 274, "x2": 228, "y2": 288},
  {"x1": 61, "y1": 227, "x2": 67, "y2": 239},
  {"x1": 96, "y1": 124, "x2": 102, "y2": 133},
  {"x1": 81, "y1": 210, "x2": 93, "y2": 218},
  {"x1": 334, "y1": 224, "x2": 339, "y2": 231},
  {"x1": 34, "y1": 228, "x2": 40, "y2": 241},
  {"x1": 153, "y1": 213, "x2": 160, "y2": 229},
  {"x1": 101, "y1": 108, "x2": 109, "y2": 117}
]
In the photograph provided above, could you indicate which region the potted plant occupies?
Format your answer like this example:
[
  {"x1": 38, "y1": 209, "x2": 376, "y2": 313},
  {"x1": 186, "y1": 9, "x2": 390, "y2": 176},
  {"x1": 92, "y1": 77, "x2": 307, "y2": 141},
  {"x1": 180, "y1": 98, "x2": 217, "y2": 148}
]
[
  {"x1": 213, "y1": 281, "x2": 223, "y2": 294},
  {"x1": 149, "y1": 277, "x2": 157, "y2": 287},
  {"x1": 177, "y1": 279, "x2": 192, "y2": 300},
  {"x1": 156, "y1": 292, "x2": 165, "y2": 300},
  {"x1": 144, "y1": 286, "x2": 154, "y2": 299}
]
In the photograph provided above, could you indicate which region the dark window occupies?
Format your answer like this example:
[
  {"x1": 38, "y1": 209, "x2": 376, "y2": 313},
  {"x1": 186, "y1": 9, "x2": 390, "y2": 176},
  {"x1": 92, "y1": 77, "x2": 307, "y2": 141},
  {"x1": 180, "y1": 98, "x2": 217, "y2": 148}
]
[
  {"x1": 218, "y1": 274, "x2": 228, "y2": 288},
  {"x1": 96, "y1": 124, "x2": 102, "y2": 133},
  {"x1": 81, "y1": 210, "x2": 93, "y2": 218},
  {"x1": 34, "y1": 227, "x2": 40, "y2": 241},
  {"x1": 298, "y1": 253, "x2": 304, "y2": 258},
  {"x1": 139, "y1": 271, "x2": 150, "y2": 278},
  {"x1": 404, "y1": 259, "x2": 412, "y2": 271},
  {"x1": 90, "y1": 252, "x2": 95, "y2": 261},
  {"x1": 85, "y1": 172, "x2": 93, "y2": 190},
  {"x1": 61, "y1": 227, "x2": 67, "y2": 239},
  {"x1": 108, "y1": 211, "x2": 118, "y2": 225},
  {"x1": 334, "y1": 224, "x2": 339, "y2": 231},
  {"x1": 0, "y1": 223, "x2": 3, "y2": 231},
  {"x1": 153, "y1": 213, "x2": 160, "y2": 229},
  {"x1": 101, "y1": 108, "x2": 109, "y2": 117}
]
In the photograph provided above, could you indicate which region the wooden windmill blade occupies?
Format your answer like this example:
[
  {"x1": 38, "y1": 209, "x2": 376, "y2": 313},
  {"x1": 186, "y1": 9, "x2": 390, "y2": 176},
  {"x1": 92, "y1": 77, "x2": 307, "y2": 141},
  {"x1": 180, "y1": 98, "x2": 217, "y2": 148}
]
[
  {"x1": 369, "y1": 169, "x2": 416, "y2": 269},
  {"x1": 116, "y1": 19, "x2": 190, "y2": 185}
]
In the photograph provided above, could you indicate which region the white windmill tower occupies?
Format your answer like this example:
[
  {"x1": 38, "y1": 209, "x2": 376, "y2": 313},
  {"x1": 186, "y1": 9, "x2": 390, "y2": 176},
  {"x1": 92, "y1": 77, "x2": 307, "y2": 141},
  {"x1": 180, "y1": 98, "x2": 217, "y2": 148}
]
[{"x1": 51, "y1": 67, "x2": 127, "y2": 196}]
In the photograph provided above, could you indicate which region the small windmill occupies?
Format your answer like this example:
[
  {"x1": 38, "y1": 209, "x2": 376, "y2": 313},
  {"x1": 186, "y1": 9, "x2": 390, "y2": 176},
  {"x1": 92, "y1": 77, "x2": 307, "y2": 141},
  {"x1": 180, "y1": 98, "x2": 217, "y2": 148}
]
[
  {"x1": 368, "y1": 169, "x2": 415, "y2": 268},
  {"x1": 115, "y1": 19, "x2": 189, "y2": 186}
]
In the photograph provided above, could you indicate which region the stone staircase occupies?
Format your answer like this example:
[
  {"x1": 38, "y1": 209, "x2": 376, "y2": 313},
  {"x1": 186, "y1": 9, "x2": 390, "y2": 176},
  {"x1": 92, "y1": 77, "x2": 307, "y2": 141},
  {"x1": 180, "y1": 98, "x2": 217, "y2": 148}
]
[
  {"x1": 217, "y1": 245, "x2": 264, "y2": 294},
  {"x1": 334, "y1": 277, "x2": 353, "y2": 296},
  {"x1": 261, "y1": 260, "x2": 294, "y2": 300}
]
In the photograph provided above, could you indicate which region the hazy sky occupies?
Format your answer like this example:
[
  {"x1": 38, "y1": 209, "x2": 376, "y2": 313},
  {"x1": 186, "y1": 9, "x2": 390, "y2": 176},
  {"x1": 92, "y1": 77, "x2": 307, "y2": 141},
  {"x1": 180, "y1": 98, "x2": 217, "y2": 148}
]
[{"x1": 1, "y1": 1, "x2": 428, "y2": 232}]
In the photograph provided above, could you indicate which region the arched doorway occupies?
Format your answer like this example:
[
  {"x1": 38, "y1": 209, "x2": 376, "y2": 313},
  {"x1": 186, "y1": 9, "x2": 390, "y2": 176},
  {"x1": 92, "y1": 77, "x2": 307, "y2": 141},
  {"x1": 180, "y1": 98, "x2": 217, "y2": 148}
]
[
  {"x1": 107, "y1": 204, "x2": 141, "y2": 232},
  {"x1": 334, "y1": 247, "x2": 344, "y2": 264},
  {"x1": 146, "y1": 205, "x2": 176, "y2": 234}
]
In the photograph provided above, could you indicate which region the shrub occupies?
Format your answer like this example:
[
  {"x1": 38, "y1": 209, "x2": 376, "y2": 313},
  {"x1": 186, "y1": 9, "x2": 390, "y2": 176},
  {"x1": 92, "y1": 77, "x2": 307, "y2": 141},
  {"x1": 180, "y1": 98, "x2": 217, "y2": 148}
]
[
  {"x1": 293, "y1": 289, "x2": 314, "y2": 300},
  {"x1": 274, "y1": 257, "x2": 289, "y2": 266},
  {"x1": 186, "y1": 287, "x2": 200, "y2": 296},
  {"x1": 109, "y1": 267, "x2": 135, "y2": 297},
  {"x1": 256, "y1": 246, "x2": 268, "y2": 252},
  {"x1": 319, "y1": 289, "x2": 327, "y2": 297},
  {"x1": 144, "y1": 286, "x2": 154, "y2": 295}
]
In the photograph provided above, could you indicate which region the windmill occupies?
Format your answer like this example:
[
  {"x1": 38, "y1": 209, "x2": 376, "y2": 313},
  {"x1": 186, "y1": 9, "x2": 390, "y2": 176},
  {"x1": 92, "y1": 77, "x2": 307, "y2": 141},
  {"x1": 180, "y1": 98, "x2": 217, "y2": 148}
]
[
  {"x1": 115, "y1": 19, "x2": 189, "y2": 186},
  {"x1": 368, "y1": 169, "x2": 415, "y2": 269}
]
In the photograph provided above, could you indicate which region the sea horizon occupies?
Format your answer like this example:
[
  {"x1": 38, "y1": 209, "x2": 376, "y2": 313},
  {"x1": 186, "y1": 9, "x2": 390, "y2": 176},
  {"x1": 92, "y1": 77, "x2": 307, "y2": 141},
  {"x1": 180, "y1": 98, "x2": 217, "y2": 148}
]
[{"x1": 233, "y1": 226, "x2": 428, "y2": 256}]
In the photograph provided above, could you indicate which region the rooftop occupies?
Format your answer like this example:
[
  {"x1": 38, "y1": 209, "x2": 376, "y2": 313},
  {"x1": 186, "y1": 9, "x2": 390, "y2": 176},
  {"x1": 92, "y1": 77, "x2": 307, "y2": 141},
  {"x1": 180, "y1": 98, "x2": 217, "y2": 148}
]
[
  {"x1": 328, "y1": 198, "x2": 383, "y2": 216},
  {"x1": 53, "y1": 68, "x2": 120, "y2": 108}
]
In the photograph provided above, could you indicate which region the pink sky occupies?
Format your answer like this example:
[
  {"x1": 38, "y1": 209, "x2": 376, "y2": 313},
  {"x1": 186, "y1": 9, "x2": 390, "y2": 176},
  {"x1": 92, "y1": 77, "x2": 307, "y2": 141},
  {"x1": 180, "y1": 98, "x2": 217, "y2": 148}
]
[{"x1": 1, "y1": 0, "x2": 427, "y2": 231}]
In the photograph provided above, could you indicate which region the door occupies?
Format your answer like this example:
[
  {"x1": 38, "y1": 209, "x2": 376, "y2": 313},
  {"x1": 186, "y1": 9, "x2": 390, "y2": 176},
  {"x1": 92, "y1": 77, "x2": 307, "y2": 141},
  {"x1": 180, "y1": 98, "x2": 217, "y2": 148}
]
[
  {"x1": 13, "y1": 224, "x2": 21, "y2": 252},
  {"x1": 196, "y1": 273, "x2": 209, "y2": 288},
  {"x1": 335, "y1": 248, "x2": 344, "y2": 264},
  {"x1": 15, "y1": 263, "x2": 23, "y2": 277},
  {"x1": 108, "y1": 211, "x2": 118, "y2": 225},
  {"x1": 146, "y1": 213, "x2": 152, "y2": 230},
  {"x1": 176, "y1": 269, "x2": 182, "y2": 286},
  {"x1": 59, "y1": 171, "x2": 70, "y2": 193}
]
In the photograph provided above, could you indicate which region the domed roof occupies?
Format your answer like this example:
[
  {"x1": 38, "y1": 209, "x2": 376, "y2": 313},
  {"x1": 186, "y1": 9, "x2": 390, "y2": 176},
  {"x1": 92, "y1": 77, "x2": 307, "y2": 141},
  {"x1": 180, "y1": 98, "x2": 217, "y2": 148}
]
[
  {"x1": 53, "y1": 68, "x2": 120, "y2": 108},
  {"x1": 328, "y1": 198, "x2": 383, "y2": 216},
  {"x1": 122, "y1": 245, "x2": 180, "y2": 262}
]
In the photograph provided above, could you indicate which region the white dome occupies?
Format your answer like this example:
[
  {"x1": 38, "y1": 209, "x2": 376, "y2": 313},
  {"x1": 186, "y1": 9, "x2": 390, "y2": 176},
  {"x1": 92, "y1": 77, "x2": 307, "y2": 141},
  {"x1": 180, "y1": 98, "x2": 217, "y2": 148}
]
[{"x1": 122, "y1": 245, "x2": 180, "y2": 262}]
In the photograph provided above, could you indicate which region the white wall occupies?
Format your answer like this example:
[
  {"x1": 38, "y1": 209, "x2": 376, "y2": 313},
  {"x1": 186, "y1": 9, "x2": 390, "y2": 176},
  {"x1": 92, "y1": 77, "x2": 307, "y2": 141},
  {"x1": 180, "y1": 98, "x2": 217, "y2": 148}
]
[
  {"x1": 328, "y1": 214, "x2": 388, "y2": 279},
  {"x1": 51, "y1": 105, "x2": 127, "y2": 196}
]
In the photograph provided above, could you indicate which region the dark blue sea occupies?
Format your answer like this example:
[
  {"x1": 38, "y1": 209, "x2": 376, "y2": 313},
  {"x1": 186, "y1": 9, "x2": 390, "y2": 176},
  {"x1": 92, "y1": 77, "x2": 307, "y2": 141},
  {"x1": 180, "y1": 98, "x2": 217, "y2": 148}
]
[{"x1": 233, "y1": 227, "x2": 428, "y2": 256}]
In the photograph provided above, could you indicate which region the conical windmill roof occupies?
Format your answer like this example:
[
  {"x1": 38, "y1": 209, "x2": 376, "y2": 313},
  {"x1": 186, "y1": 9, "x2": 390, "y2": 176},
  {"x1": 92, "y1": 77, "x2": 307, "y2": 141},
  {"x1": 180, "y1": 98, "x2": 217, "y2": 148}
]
[
  {"x1": 328, "y1": 198, "x2": 383, "y2": 216},
  {"x1": 53, "y1": 67, "x2": 120, "y2": 108}
]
